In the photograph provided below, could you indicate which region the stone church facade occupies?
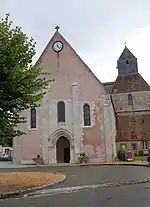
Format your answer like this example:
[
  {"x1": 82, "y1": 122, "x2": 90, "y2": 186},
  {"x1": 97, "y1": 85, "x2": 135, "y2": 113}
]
[{"x1": 13, "y1": 28, "x2": 150, "y2": 165}]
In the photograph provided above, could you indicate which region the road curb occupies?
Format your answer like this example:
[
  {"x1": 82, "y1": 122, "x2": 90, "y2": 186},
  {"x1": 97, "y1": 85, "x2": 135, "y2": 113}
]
[
  {"x1": 0, "y1": 162, "x2": 149, "y2": 169},
  {"x1": 0, "y1": 172, "x2": 66, "y2": 200},
  {"x1": 39, "y1": 163, "x2": 150, "y2": 168},
  {"x1": 78, "y1": 163, "x2": 150, "y2": 167}
]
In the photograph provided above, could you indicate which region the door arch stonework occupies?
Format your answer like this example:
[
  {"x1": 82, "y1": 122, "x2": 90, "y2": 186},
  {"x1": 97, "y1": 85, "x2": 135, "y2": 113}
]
[
  {"x1": 48, "y1": 129, "x2": 74, "y2": 164},
  {"x1": 48, "y1": 128, "x2": 74, "y2": 147}
]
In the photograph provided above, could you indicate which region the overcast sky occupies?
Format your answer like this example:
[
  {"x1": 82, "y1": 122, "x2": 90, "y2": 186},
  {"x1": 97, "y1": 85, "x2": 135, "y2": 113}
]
[{"x1": 1, "y1": 0, "x2": 150, "y2": 83}]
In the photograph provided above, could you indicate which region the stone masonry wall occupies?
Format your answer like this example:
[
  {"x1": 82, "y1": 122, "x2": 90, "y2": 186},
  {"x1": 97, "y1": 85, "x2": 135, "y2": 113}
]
[{"x1": 112, "y1": 91, "x2": 150, "y2": 144}]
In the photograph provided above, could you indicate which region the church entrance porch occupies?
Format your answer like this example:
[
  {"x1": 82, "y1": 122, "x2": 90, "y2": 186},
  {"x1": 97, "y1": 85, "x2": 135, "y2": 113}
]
[{"x1": 56, "y1": 136, "x2": 70, "y2": 163}]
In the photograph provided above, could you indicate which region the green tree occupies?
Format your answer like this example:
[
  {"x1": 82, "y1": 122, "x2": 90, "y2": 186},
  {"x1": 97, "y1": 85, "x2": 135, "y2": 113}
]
[{"x1": 0, "y1": 13, "x2": 48, "y2": 146}]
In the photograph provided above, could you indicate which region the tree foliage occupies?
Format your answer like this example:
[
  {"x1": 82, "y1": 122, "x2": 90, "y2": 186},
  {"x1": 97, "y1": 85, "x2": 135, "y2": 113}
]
[{"x1": 0, "y1": 14, "x2": 48, "y2": 146}]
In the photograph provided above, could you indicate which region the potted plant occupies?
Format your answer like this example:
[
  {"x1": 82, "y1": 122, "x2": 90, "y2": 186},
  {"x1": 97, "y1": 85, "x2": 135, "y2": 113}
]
[
  {"x1": 78, "y1": 153, "x2": 89, "y2": 163},
  {"x1": 84, "y1": 155, "x2": 89, "y2": 163},
  {"x1": 147, "y1": 156, "x2": 150, "y2": 165},
  {"x1": 32, "y1": 154, "x2": 43, "y2": 165}
]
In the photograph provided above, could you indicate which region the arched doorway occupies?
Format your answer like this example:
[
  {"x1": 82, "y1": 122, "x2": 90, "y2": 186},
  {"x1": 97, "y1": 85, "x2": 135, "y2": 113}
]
[{"x1": 56, "y1": 136, "x2": 70, "y2": 163}]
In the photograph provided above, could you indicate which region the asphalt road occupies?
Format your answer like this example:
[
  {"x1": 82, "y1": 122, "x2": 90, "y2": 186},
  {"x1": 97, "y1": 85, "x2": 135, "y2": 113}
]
[
  {"x1": 1, "y1": 183, "x2": 150, "y2": 207},
  {"x1": 0, "y1": 165, "x2": 150, "y2": 206},
  {"x1": 0, "y1": 165, "x2": 150, "y2": 188}
]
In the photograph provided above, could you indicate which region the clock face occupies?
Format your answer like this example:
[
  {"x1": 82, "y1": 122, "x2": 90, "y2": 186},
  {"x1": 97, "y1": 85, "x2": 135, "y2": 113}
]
[{"x1": 52, "y1": 41, "x2": 63, "y2": 52}]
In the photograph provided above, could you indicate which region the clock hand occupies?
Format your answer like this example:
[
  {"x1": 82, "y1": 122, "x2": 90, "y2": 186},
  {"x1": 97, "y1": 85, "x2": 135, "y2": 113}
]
[{"x1": 57, "y1": 44, "x2": 61, "y2": 49}]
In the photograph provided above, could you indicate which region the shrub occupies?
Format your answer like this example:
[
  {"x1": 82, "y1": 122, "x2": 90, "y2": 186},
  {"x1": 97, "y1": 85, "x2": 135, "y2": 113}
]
[
  {"x1": 147, "y1": 156, "x2": 150, "y2": 163},
  {"x1": 138, "y1": 149, "x2": 144, "y2": 156},
  {"x1": 117, "y1": 148, "x2": 126, "y2": 161}
]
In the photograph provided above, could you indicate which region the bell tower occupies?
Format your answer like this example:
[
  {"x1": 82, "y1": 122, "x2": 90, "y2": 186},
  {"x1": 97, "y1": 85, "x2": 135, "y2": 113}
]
[{"x1": 117, "y1": 46, "x2": 138, "y2": 75}]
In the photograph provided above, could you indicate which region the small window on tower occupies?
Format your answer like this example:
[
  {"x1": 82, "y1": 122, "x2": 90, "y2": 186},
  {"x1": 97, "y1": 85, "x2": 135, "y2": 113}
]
[
  {"x1": 126, "y1": 60, "x2": 129, "y2": 64},
  {"x1": 128, "y1": 94, "x2": 133, "y2": 105}
]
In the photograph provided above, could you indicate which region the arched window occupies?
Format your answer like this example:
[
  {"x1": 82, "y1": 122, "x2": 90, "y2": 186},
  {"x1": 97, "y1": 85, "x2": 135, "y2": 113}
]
[
  {"x1": 30, "y1": 108, "x2": 36, "y2": 128},
  {"x1": 57, "y1": 101, "x2": 65, "y2": 122},
  {"x1": 128, "y1": 94, "x2": 133, "y2": 105},
  {"x1": 83, "y1": 103, "x2": 91, "y2": 126}
]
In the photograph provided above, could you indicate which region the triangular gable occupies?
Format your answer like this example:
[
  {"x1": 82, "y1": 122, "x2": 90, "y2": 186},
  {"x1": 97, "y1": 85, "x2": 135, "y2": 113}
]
[{"x1": 36, "y1": 30, "x2": 104, "y2": 88}]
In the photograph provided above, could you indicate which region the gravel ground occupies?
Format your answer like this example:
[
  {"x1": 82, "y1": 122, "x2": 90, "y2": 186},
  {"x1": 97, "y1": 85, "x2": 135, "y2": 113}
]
[{"x1": 0, "y1": 172, "x2": 62, "y2": 193}]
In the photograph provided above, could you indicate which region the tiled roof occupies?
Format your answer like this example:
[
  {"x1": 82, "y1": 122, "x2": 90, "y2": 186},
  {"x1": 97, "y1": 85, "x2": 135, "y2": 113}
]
[
  {"x1": 111, "y1": 73, "x2": 150, "y2": 94},
  {"x1": 103, "y1": 82, "x2": 114, "y2": 94}
]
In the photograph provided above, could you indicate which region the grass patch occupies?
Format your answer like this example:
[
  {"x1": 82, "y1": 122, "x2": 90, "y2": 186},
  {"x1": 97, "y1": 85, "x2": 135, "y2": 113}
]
[{"x1": 134, "y1": 156, "x2": 148, "y2": 162}]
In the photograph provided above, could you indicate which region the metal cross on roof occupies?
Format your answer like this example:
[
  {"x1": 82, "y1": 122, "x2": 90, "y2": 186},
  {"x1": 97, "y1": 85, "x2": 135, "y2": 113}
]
[{"x1": 55, "y1": 25, "x2": 60, "y2": 31}]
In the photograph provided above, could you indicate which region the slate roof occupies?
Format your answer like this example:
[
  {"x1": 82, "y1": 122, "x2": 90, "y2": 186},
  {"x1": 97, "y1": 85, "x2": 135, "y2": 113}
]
[{"x1": 118, "y1": 46, "x2": 136, "y2": 61}]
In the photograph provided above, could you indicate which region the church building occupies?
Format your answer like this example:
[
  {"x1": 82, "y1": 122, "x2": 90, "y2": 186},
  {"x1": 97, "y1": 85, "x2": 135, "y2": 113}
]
[
  {"x1": 13, "y1": 27, "x2": 150, "y2": 165},
  {"x1": 110, "y1": 46, "x2": 150, "y2": 153}
]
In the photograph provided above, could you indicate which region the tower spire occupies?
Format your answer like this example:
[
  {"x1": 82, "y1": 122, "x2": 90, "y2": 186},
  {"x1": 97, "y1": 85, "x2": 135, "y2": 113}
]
[
  {"x1": 118, "y1": 46, "x2": 136, "y2": 61},
  {"x1": 117, "y1": 46, "x2": 138, "y2": 75}
]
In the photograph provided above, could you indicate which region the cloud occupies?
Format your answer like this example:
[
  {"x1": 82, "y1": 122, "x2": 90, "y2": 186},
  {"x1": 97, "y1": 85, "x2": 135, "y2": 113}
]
[
  {"x1": 1, "y1": 0, "x2": 150, "y2": 83},
  {"x1": 0, "y1": 0, "x2": 10, "y2": 16}
]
